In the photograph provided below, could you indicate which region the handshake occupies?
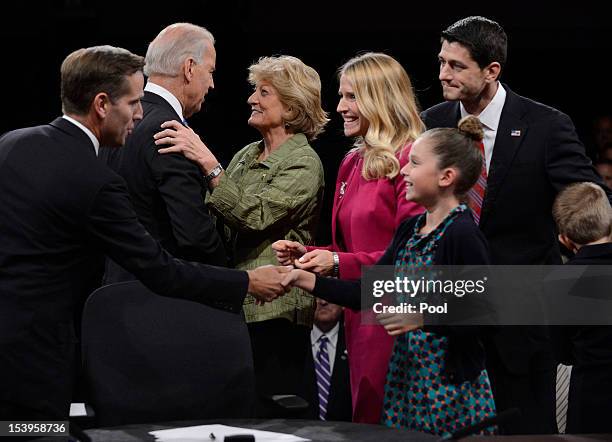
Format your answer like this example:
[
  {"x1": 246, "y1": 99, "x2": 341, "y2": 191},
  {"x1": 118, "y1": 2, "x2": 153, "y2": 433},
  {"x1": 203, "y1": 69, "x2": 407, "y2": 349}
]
[{"x1": 246, "y1": 240, "x2": 325, "y2": 304}]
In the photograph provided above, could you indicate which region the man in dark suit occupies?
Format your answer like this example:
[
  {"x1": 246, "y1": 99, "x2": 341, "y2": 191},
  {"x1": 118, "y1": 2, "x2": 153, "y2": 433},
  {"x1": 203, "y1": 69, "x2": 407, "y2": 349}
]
[
  {"x1": 301, "y1": 299, "x2": 351, "y2": 422},
  {"x1": 421, "y1": 16, "x2": 612, "y2": 434},
  {"x1": 105, "y1": 23, "x2": 225, "y2": 283},
  {"x1": 0, "y1": 45, "x2": 288, "y2": 422}
]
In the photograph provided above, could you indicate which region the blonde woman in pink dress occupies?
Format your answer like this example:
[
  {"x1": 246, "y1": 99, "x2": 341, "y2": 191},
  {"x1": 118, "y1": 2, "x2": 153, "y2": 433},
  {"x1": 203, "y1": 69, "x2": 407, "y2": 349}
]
[{"x1": 273, "y1": 52, "x2": 424, "y2": 423}]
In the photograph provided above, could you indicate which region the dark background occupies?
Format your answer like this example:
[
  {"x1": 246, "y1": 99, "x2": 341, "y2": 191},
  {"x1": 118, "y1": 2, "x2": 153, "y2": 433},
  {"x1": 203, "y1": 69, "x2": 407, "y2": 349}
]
[{"x1": 2, "y1": 0, "x2": 609, "y2": 243}]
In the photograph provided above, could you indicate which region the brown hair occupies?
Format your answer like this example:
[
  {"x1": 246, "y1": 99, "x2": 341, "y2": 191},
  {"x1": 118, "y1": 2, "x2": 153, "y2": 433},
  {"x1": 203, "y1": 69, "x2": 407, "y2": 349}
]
[
  {"x1": 61, "y1": 45, "x2": 144, "y2": 115},
  {"x1": 422, "y1": 115, "x2": 484, "y2": 196},
  {"x1": 553, "y1": 182, "x2": 612, "y2": 245}
]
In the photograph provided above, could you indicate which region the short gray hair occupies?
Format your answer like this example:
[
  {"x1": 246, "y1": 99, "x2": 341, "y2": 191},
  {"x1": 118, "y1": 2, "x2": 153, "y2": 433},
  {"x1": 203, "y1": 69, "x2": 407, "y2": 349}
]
[{"x1": 144, "y1": 23, "x2": 214, "y2": 77}]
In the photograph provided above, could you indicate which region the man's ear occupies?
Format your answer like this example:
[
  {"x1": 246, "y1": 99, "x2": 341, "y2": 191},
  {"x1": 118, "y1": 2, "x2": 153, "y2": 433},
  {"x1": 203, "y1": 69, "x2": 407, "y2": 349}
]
[
  {"x1": 558, "y1": 233, "x2": 578, "y2": 253},
  {"x1": 91, "y1": 92, "x2": 110, "y2": 119},
  {"x1": 484, "y1": 62, "x2": 501, "y2": 83},
  {"x1": 182, "y1": 57, "x2": 195, "y2": 83}
]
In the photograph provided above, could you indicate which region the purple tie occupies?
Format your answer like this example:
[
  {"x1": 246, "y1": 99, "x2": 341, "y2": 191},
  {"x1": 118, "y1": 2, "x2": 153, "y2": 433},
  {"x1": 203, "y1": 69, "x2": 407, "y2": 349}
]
[{"x1": 315, "y1": 335, "x2": 331, "y2": 420}]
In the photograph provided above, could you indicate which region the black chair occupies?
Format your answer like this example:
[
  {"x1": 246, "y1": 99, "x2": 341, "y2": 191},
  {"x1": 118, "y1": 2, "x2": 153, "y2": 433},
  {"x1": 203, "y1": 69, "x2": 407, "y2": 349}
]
[{"x1": 81, "y1": 281, "x2": 255, "y2": 427}]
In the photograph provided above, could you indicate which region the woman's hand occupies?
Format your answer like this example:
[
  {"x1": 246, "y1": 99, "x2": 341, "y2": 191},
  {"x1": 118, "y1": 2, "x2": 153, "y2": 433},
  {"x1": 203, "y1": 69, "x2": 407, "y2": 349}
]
[
  {"x1": 154, "y1": 120, "x2": 218, "y2": 173},
  {"x1": 293, "y1": 249, "x2": 334, "y2": 276},
  {"x1": 271, "y1": 240, "x2": 306, "y2": 265},
  {"x1": 376, "y1": 311, "x2": 423, "y2": 336}
]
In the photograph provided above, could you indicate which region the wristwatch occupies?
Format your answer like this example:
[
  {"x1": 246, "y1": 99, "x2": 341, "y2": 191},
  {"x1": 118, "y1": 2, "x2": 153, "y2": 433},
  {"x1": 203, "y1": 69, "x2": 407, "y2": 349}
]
[
  {"x1": 205, "y1": 163, "x2": 224, "y2": 183},
  {"x1": 332, "y1": 252, "x2": 340, "y2": 278}
]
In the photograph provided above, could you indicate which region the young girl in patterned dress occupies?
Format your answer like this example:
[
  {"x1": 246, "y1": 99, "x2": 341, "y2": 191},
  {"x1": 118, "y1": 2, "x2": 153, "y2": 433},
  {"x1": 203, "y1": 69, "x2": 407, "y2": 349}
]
[{"x1": 283, "y1": 115, "x2": 496, "y2": 436}]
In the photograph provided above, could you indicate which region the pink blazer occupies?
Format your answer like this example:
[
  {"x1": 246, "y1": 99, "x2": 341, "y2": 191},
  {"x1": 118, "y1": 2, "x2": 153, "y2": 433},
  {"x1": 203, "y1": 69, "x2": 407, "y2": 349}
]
[{"x1": 307, "y1": 144, "x2": 422, "y2": 423}]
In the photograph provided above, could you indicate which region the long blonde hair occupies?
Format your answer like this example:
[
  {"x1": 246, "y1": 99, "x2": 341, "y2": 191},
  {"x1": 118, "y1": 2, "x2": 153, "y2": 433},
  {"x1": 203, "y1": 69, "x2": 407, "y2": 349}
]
[{"x1": 339, "y1": 52, "x2": 425, "y2": 179}]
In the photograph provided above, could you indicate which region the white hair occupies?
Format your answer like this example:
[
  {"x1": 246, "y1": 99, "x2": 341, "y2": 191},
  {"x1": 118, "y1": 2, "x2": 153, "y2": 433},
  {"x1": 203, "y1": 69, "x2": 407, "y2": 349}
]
[{"x1": 144, "y1": 23, "x2": 214, "y2": 77}]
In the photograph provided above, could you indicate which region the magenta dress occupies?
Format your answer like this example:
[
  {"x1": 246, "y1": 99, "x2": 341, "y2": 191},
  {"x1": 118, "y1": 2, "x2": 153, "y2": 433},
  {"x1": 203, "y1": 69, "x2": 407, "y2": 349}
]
[{"x1": 306, "y1": 145, "x2": 422, "y2": 423}]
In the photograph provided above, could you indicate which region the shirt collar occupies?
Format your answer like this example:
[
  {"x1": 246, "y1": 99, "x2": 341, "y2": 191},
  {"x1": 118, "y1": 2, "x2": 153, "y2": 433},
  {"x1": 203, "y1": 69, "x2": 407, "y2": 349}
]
[
  {"x1": 62, "y1": 115, "x2": 100, "y2": 155},
  {"x1": 311, "y1": 322, "x2": 339, "y2": 349},
  {"x1": 460, "y1": 82, "x2": 506, "y2": 131},
  {"x1": 258, "y1": 133, "x2": 309, "y2": 168},
  {"x1": 145, "y1": 82, "x2": 185, "y2": 122}
]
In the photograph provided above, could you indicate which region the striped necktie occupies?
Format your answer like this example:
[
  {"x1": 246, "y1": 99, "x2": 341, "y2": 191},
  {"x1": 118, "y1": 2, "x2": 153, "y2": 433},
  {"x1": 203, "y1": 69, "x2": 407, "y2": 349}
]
[
  {"x1": 467, "y1": 141, "x2": 487, "y2": 224},
  {"x1": 315, "y1": 334, "x2": 331, "y2": 420},
  {"x1": 556, "y1": 363, "x2": 572, "y2": 433}
]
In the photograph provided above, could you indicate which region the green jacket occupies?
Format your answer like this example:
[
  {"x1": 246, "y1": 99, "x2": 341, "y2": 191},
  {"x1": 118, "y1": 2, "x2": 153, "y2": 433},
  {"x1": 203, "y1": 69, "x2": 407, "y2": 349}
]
[{"x1": 208, "y1": 133, "x2": 324, "y2": 325}]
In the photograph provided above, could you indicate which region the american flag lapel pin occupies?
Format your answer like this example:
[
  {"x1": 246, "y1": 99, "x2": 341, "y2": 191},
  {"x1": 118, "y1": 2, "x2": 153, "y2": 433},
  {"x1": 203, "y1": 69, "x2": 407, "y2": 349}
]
[{"x1": 511, "y1": 129, "x2": 521, "y2": 137}]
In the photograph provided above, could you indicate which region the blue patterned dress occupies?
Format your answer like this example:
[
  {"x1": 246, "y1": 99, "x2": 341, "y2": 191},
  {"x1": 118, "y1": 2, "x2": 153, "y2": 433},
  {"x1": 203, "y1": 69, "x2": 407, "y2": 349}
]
[{"x1": 381, "y1": 204, "x2": 496, "y2": 436}]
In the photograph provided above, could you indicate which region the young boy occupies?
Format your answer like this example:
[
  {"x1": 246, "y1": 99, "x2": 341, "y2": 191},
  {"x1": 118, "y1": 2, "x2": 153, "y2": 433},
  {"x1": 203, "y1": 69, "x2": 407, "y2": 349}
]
[{"x1": 552, "y1": 182, "x2": 612, "y2": 434}]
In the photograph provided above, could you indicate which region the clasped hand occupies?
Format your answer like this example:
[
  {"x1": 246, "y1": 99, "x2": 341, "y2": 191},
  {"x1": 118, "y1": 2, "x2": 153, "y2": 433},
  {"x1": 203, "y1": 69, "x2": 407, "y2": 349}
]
[
  {"x1": 246, "y1": 265, "x2": 293, "y2": 305},
  {"x1": 271, "y1": 240, "x2": 334, "y2": 276}
]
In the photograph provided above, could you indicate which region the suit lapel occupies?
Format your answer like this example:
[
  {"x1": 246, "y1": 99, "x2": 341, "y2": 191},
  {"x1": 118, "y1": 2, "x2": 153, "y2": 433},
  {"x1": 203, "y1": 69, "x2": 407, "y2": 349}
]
[
  {"x1": 331, "y1": 153, "x2": 359, "y2": 249},
  {"x1": 480, "y1": 87, "x2": 527, "y2": 227}
]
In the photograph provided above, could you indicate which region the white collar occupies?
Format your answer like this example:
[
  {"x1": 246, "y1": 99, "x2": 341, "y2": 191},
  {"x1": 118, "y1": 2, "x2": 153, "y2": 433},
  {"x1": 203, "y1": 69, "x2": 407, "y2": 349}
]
[
  {"x1": 145, "y1": 82, "x2": 185, "y2": 122},
  {"x1": 62, "y1": 115, "x2": 100, "y2": 156},
  {"x1": 311, "y1": 322, "x2": 339, "y2": 348},
  {"x1": 460, "y1": 82, "x2": 506, "y2": 131}
]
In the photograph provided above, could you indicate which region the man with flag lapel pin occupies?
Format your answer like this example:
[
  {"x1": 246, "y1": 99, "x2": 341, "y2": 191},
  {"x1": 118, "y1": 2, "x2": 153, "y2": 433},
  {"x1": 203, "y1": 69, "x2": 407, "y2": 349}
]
[{"x1": 421, "y1": 15, "x2": 612, "y2": 435}]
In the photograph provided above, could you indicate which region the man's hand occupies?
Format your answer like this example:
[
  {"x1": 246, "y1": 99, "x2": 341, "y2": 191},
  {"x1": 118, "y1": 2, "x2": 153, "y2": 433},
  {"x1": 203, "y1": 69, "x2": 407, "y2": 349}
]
[
  {"x1": 154, "y1": 120, "x2": 219, "y2": 173},
  {"x1": 247, "y1": 265, "x2": 293, "y2": 305},
  {"x1": 376, "y1": 311, "x2": 423, "y2": 336},
  {"x1": 293, "y1": 249, "x2": 334, "y2": 276},
  {"x1": 271, "y1": 240, "x2": 306, "y2": 265}
]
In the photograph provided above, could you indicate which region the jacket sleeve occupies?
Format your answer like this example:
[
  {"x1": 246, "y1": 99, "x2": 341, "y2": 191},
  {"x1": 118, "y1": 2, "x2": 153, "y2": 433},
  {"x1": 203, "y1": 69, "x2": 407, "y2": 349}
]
[
  {"x1": 545, "y1": 111, "x2": 612, "y2": 203},
  {"x1": 208, "y1": 153, "x2": 324, "y2": 233},
  {"x1": 149, "y1": 149, "x2": 227, "y2": 266},
  {"x1": 87, "y1": 176, "x2": 247, "y2": 313}
]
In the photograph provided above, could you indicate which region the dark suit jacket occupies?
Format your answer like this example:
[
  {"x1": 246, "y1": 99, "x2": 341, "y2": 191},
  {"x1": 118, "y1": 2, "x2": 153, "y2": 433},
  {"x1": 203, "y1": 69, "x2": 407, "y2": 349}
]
[
  {"x1": 301, "y1": 322, "x2": 352, "y2": 422},
  {"x1": 114, "y1": 90, "x2": 226, "y2": 268},
  {"x1": 0, "y1": 117, "x2": 247, "y2": 421},
  {"x1": 562, "y1": 243, "x2": 612, "y2": 434},
  {"x1": 421, "y1": 85, "x2": 612, "y2": 374}
]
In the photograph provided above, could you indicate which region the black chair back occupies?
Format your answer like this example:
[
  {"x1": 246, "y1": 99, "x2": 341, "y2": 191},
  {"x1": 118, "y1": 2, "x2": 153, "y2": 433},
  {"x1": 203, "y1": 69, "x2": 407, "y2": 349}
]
[{"x1": 81, "y1": 281, "x2": 255, "y2": 426}]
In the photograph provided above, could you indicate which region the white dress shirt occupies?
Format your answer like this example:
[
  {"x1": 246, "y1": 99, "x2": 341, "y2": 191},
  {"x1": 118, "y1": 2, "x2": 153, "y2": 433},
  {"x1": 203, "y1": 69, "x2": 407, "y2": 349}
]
[
  {"x1": 311, "y1": 322, "x2": 339, "y2": 375},
  {"x1": 144, "y1": 82, "x2": 185, "y2": 123},
  {"x1": 460, "y1": 82, "x2": 507, "y2": 173},
  {"x1": 62, "y1": 115, "x2": 100, "y2": 156}
]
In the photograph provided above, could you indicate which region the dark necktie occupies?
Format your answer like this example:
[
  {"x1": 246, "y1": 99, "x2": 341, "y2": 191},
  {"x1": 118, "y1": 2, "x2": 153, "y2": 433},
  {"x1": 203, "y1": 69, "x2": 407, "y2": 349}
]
[{"x1": 315, "y1": 335, "x2": 331, "y2": 420}]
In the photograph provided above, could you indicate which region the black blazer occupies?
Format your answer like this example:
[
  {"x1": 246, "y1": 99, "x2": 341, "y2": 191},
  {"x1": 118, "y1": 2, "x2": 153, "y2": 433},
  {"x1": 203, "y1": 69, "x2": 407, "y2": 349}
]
[
  {"x1": 301, "y1": 321, "x2": 352, "y2": 422},
  {"x1": 421, "y1": 85, "x2": 612, "y2": 374},
  {"x1": 561, "y1": 243, "x2": 612, "y2": 434},
  {"x1": 0, "y1": 118, "x2": 247, "y2": 421},
  {"x1": 313, "y1": 210, "x2": 490, "y2": 384},
  {"x1": 115, "y1": 91, "x2": 226, "y2": 266}
]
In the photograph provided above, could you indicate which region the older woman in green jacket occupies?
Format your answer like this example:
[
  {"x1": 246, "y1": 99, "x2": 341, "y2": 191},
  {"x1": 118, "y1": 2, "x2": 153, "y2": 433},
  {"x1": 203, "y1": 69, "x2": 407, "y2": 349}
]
[{"x1": 155, "y1": 55, "x2": 328, "y2": 415}]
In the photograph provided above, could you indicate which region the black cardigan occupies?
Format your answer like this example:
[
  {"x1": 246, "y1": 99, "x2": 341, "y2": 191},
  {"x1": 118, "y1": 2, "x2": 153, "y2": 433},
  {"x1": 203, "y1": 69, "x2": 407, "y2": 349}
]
[{"x1": 313, "y1": 210, "x2": 491, "y2": 383}]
